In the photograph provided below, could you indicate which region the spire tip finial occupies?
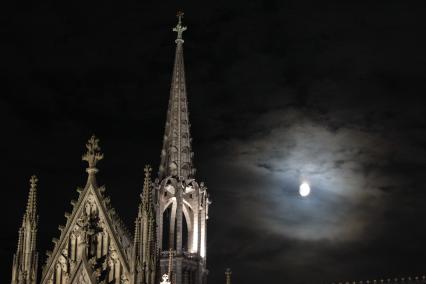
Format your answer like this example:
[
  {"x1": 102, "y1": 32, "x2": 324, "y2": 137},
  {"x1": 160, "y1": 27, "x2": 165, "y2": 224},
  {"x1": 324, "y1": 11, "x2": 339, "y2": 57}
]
[
  {"x1": 144, "y1": 165, "x2": 152, "y2": 177},
  {"x1": 173, "y1": 11, "x2": 187, "y2": 43},
  {"x1": 82, "y1": 135, "x2": 103, "y2": 173},
  {"x1": 30, "y1": 175, "x2": 38, "y2": 189}
]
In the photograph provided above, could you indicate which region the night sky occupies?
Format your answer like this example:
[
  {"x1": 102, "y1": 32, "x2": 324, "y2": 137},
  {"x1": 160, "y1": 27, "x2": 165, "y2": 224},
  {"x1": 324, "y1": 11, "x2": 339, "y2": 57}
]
[{"x1": 2, "y1": 1, "x2": 426, "y2": 283}]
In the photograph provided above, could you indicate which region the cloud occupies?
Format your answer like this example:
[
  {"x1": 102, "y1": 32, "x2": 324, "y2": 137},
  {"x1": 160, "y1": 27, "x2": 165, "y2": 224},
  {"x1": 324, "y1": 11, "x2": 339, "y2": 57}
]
[
  {"x1": 203, "y1": 103, "x2": 426, "y2": 283},
  {"x1": 211, "y1": 108, "x2": 400, "y2": 242}
]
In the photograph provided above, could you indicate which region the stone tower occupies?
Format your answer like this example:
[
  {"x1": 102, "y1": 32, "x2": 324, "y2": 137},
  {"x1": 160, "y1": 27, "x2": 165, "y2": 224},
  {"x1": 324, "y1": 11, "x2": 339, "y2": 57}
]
[
  {"x1": 156, "y1": 12, "x2": 210, "y2": 284},
  {"x1": 10, "y1": 13, "x2": 209, "y2": 284},
  {"x1": 11, "y1": 175, "x2": 39, "y2": 284}
]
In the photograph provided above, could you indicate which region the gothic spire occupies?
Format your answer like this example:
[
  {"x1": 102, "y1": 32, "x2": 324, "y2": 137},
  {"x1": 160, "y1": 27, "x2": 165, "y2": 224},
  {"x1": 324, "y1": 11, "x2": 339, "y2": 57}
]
[
  {"x1": 11, "y1": 175, "x2": 39, "y2": 284},
  {"x1": 133, "y1": 165, "x2": 157, "y2": 284},
  {"x1": 24, "y1": 175, "x2": 38, "y2": 224},
  {"x1": 142, "y1": 165, "x2": 152, "y2": 212},
  {"x1": 82, "y1": 135, "x2": 103, "y2": 187},
  {"x1": 158, "y1": 11, "x2": 195, "y2": 180}
]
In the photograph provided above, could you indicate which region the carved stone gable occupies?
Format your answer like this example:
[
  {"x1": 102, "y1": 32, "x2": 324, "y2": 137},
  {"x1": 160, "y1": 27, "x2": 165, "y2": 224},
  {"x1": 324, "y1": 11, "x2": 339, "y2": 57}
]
[
  {"x1": 41, "y1": 186, "x2": 132, "y2": 284},
  {"x1": 70, "y1": 258, "x2": 95, "y2": 284}
]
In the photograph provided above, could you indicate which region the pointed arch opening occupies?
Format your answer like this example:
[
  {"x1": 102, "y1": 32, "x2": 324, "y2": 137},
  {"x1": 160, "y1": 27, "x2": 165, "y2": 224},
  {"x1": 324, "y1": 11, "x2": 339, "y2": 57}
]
[{"x1": 162, "y1": 204, "x2": 176, "y2": 250}]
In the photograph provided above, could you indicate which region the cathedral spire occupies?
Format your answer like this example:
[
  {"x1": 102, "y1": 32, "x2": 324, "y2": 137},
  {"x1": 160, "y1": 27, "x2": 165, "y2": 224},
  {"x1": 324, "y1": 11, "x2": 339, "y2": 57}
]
[
  {"x1": 156, "y1": 14, "x2": 209, "y2": 284},
  {"x1": 133, "y1": 165, "x2": 157, "y2": 284},
  {"x1": 82, "y1": 135, "x2": 103, "y2": 187},
  {"x1": 11, "y1": 175, "x2": 39, "y2": 284},
  {"x1": 142, "y1": 165, "x2": 152, "y2": 212},
  {"x1": 159, "y1": 11, "x2": 195, "y2": 180},
  {"x1": 24, "y1": 175, "x2": 38, "y2": 224}
]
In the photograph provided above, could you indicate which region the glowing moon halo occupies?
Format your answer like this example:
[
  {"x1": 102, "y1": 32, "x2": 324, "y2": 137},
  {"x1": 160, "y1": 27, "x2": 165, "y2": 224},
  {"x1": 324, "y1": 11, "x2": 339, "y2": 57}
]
[{"x1": 299, "y1": 182, "x2": 311, "y2": 197}]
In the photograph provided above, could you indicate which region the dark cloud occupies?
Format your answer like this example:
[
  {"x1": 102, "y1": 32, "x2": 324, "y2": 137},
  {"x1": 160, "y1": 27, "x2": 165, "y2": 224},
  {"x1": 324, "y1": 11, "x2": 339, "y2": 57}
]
[{"x1": 2, "y1": 1, "x2": 426, "y2": 284}]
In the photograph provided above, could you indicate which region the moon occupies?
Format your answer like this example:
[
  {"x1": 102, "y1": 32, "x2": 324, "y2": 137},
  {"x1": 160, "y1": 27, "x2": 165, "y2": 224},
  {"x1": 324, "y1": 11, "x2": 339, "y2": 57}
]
[{"x1": 299, "y1": 182, "x2": 311, "y2": 197}]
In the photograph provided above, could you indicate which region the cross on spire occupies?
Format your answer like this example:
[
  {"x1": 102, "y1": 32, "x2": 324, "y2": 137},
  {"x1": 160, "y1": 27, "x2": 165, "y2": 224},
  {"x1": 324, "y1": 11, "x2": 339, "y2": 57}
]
[{"x1": 173, "y1": 11, "x2": 187, "y2": 43}]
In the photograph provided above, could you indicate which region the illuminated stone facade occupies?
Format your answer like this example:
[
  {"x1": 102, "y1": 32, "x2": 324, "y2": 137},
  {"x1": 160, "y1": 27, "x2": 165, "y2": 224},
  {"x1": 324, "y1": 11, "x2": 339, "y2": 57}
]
[
  {"x1": 156, "y1": 12, "x2": 210, "y2": 284},
  {"x1": 11, "y1": 13, "x2": 209, "y2": 284}
]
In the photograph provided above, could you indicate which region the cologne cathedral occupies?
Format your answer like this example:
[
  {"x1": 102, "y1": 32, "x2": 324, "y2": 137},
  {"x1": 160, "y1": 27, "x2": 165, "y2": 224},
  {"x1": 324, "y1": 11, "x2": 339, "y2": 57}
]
[{"x1": 10, "y1": 13, "x2": 210, "y2": 284}]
